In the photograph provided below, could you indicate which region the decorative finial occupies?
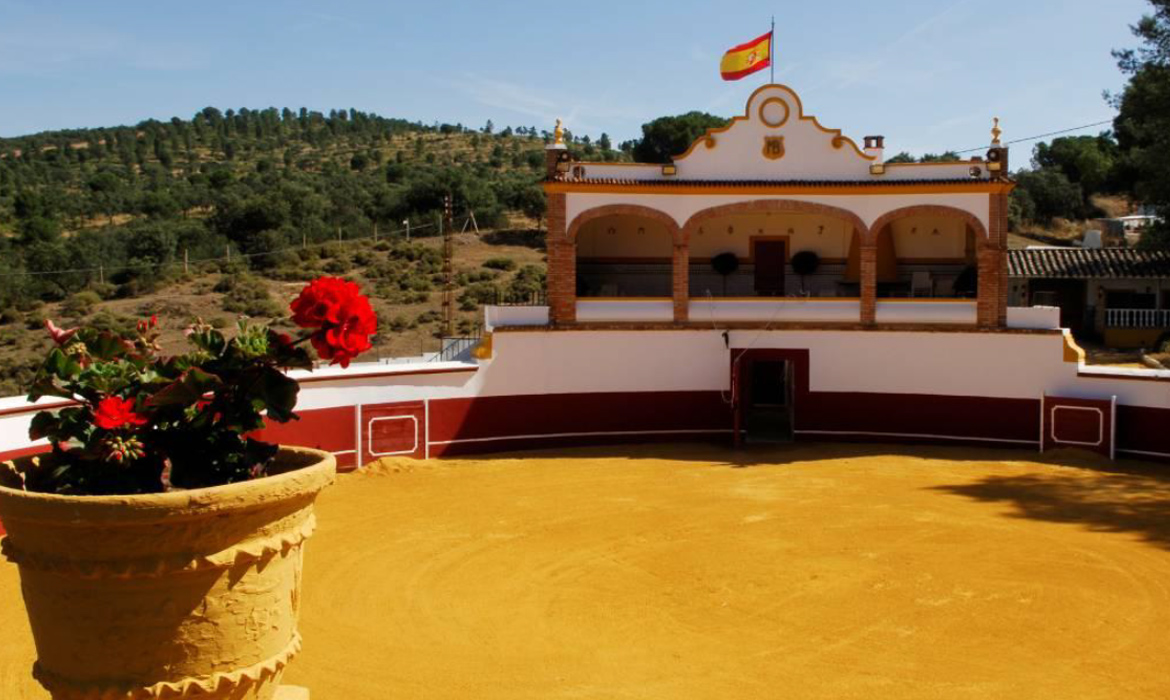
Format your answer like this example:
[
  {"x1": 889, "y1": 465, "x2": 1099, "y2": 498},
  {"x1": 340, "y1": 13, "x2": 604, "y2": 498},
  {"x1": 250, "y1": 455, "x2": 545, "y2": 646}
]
[
  {"x1": 554, "y1": 119, "x2": 564, "y2": 146},
  {"x1": 991, "y1": 117, "x2": 1002, "y2": 146}
]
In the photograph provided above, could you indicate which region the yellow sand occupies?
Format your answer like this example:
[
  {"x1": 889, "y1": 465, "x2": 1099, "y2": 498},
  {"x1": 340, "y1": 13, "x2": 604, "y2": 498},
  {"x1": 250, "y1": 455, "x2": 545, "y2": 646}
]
[{"x1": 4, "y1": 443, "x2": 1170, "y2": 699}]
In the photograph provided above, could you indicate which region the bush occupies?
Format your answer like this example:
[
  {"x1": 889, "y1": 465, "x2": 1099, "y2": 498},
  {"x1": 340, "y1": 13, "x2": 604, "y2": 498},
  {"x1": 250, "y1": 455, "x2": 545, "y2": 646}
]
[
  {"x1": 483, "y1": 257, "x2": 516, "y2": 271},
  {"x1": 62, "y1": 291, "x2": 102, "y2": 318},
  {"x1": 460, "y1": 281, "x2": 499, "y2": 306},
  {"x1": 217, "y1": 274, "x2": 284, "y2": 318},
  {"x1": 90, "y1": 282, "x2": 119, "y2": 300}
]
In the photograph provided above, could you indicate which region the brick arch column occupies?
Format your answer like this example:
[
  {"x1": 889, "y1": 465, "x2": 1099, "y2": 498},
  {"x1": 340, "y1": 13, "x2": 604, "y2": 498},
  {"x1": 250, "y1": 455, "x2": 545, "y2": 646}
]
[
  {"x1": 681, "y1": 199, "x2": 871, "y2": 322},
  {"x1": 867, "y1": 204, "x2": 1002, "y2": 327},
  {"x1": 565, "y1": 204, "x2": 686, "y2": 322}
]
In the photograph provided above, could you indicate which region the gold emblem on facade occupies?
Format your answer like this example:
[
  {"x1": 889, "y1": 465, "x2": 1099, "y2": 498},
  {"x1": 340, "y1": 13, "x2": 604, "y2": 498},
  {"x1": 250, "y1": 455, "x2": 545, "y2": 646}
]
[{"x1": 763, "y1": 135, "x2": 785, "y2": 160}]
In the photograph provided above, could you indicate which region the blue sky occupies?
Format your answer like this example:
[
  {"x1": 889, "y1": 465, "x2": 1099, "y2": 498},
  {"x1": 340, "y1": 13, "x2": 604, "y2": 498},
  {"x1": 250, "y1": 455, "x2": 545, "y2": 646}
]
[{"x1": 0, "y1": 0, "x2": 1152, "y2": 159}]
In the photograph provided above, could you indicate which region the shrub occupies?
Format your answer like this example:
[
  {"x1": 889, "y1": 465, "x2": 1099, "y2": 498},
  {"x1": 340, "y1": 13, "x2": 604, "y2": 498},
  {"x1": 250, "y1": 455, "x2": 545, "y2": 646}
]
[
  {"x1": 62, "y1": 291, "x2": 102, "y2": 318},
  {"x1": 483, "y1": 257, "x2": 516, "y2": 271},
  {"x1": 217, "y1": 274, "x2": 284, "y2": 318},
  {"x1": 460, "y1": 281, "x2": 499, "y2": 306},
  {"x1": 90, "y1": 282, "x2": 119, "y2": 300}
]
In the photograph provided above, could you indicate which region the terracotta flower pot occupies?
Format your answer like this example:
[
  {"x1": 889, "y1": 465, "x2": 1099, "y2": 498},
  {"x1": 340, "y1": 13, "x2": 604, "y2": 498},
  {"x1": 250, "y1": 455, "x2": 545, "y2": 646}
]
[{"x1": 0, "y1": 446, "x2": 336, "y2": 700}]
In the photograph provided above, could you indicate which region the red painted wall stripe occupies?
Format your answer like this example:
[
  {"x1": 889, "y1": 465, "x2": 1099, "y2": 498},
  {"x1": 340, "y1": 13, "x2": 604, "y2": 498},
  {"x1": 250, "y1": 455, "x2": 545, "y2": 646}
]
[{"x1": 427, "y1": 391, "x2": 734, "y2": 445}]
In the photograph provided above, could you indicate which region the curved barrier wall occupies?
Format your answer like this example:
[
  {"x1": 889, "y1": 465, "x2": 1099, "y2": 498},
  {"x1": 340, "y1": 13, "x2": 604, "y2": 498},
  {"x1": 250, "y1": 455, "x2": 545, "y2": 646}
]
[{"x1": 3, "y1": 328, "x2": 1170, "y2": 479}]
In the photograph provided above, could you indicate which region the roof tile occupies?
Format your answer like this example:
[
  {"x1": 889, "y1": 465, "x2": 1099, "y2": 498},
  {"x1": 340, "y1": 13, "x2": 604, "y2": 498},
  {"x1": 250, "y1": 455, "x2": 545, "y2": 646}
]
[{"x1": 1008, "y1": 248, "x2": 1170, "y2": 279}]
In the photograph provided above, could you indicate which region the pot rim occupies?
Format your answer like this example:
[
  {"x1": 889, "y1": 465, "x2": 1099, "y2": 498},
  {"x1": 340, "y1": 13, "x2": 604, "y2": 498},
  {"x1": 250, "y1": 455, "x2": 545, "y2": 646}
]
[{"x1": 0, "y1": 445, "x2": 336, "y2": 525}]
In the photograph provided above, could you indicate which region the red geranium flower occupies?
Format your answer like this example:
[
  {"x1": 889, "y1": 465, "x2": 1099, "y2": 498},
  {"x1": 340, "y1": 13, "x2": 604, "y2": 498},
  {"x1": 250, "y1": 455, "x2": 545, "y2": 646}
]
[
  {"x1": 290, "y1": 277, "x2": 377, "y2": 368},
  {"x1": 310, "y1": 296, "x2": 377, "y2": 367},
  {"x1": 93, "y1": 396, "x2": 148, "y2": 430},
  {"x1": 290, "y1": 277, "x2": 363, "y2": 330}
]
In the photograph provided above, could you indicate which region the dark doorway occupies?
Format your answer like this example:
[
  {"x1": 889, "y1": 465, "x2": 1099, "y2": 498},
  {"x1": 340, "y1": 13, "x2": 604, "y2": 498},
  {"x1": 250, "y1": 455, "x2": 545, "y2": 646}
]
[
  {"x1": 753, "y1": 239, "x2": 786, "y2": 296},
  {"x1": 1028, "y1": 279, "x2": 1087, "y2": 334},
  {"x1": 745, "y1": 360, "x2": 793, "y2": 442}
]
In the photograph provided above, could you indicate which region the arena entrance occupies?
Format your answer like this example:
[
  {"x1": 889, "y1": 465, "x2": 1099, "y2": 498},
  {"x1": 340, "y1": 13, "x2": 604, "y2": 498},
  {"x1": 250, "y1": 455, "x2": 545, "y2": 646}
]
[
  {"x1": 732, "y1": 349, "x2": 808, "y2": 446},
  {"x1": 746, "y1": 360, "x2": 793, "y2": 441}
]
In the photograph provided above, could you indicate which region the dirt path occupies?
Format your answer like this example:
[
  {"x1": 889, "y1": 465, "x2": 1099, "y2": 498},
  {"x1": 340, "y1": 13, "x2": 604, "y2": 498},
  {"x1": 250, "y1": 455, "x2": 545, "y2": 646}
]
[{"x1": 3, "y1": 443, "x2": 1170, "y2": 698}]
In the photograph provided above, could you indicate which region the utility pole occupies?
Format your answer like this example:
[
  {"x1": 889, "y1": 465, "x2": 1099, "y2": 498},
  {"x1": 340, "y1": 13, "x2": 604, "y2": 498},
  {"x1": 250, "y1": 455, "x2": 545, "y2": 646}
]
[
  {"x1": 183, "y1": 248, "x2": 189, "y2": 275},
  {"x1": 442, "y1": 194, "x2": 455, "y2": 338},
  {"x1": 403, "y1": 219, "x2": 410, "y2": 241}
]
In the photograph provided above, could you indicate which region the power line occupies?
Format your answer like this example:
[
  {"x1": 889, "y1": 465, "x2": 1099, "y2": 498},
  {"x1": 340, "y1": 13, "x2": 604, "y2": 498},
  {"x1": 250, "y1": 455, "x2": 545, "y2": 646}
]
[
  {"x1": 0, "y1": 219, "x2": 459, "y2": 279},
  {"x1": 951, "y1": 119, "x2": 1115, "y2": 155}
]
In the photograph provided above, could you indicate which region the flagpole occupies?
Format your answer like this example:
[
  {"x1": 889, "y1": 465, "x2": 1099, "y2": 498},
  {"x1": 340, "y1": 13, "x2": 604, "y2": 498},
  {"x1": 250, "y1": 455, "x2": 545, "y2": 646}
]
[{"x1": 769, "y1": 15, "x2": 775, "y2": 84}]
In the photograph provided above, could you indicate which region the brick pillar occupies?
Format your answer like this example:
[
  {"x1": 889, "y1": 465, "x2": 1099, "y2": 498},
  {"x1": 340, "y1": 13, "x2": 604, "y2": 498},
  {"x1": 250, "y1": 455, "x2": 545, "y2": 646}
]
[
  {"x1": 545, "y1": 193, "x2": 576, "y2": 324},
  {"x1": 976, "y1": 244, "x2": 999, "y2": 328},
  {"x1": 860, "y1": 240, "x2": 877, "y2": 324},
  {"x1": 672, "y1": 242, "x2": 689, "y2": 322},
  {"x1": 978, "y1": 193, "x2": 1010, "y2": 327},
  {"x1": 992, "y1": 193, "x2": 1010, "y2": 326}
]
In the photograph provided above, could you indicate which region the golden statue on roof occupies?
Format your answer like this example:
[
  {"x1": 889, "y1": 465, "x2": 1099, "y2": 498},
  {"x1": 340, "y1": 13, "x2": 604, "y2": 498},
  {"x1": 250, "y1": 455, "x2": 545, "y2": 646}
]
[
  {"x1": 554, "y1": 119, "x2": 564, "y2": 146},
  {"x1": 991, "y1": 117, "x2": 1002, "y2": 146}
]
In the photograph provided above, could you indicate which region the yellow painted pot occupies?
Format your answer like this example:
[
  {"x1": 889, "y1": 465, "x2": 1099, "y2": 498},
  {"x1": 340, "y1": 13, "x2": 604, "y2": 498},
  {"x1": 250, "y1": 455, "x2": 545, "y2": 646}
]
[{"x1": 0, "y1": 446, "x2": 335, "y2": 700}]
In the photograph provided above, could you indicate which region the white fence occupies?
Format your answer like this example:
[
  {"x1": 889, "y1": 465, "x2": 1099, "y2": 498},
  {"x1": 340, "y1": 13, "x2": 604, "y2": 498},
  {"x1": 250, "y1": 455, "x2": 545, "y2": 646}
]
[
  {"x1": 689, "y1": 299, "x2": 861, "y2": 323},
  {"x1": 1106, "y1": 308, "x2": 1170, "y2": 328}
]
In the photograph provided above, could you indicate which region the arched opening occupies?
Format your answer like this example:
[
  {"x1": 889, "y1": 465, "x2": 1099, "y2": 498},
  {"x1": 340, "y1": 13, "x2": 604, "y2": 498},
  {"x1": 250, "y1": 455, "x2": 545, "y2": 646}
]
[
  {"x1": 684, "y1": 201, "x2": 867, "y2": 298},
  {"x1": 574, "y1": 213, "x2": 676, "y2": 298},
  {"x1": 869, "y1": 208, "x2": 985, "y2": 299}
]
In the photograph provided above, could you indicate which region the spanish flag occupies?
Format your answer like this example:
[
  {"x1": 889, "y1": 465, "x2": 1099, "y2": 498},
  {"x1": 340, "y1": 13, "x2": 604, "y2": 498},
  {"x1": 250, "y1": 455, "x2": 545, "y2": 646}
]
[{"x1": 720, "y1": 31, "x2": 772, "y2": 81}]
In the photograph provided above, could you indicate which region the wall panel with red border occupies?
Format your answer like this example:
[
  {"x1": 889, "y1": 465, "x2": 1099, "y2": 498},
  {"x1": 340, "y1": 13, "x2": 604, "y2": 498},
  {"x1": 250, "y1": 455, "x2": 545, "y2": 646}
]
[
  {"x1": 1041, "y1": 395, "x2": 1115, "y2": 458},
  {"x1": 360, "y1": 402, "x2": 427, "y2": 464}
]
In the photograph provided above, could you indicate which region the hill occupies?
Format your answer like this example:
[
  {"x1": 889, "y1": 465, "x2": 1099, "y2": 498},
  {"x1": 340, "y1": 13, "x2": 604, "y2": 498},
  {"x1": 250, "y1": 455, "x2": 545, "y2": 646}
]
[{"x1": 0, "y1": 107, "x2": 635, "y2": 395}]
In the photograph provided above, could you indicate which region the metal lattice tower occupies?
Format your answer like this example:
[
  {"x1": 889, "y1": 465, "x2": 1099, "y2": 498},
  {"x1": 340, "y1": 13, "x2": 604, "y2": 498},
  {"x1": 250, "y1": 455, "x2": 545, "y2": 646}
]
[{"x1": 442, "y1": 194, "x2": 455, "y2": 338}]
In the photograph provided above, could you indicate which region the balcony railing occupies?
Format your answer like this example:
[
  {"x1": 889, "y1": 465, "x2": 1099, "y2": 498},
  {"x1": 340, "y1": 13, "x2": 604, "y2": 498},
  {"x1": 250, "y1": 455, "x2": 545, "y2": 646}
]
[
  {"x1": 875, "y1": 300, "x2": 976, "y2": 325},
  {"x1": 1106, "y1": 308, "x2": 1170, "y2": 329},
  {"x1": 690, "y1": 298, "x2": 860, "y2": 323},
  {"x1": 484, "y1": 300, "x2": 1065, "y2": 328}
]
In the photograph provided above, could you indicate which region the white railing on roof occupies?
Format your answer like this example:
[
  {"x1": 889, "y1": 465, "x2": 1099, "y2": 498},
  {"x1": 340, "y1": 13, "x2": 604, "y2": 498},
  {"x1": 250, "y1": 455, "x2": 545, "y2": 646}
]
[{"x1": 1106, "y1": 308, "x2": 1170, "y2": 329}]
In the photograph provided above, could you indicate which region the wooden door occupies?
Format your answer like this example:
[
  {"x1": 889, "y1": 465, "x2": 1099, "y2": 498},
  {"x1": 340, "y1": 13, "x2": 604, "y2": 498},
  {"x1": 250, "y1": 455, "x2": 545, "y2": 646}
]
[{"x1": 754, "y1": 240, "x2": 786, "y2": 296}]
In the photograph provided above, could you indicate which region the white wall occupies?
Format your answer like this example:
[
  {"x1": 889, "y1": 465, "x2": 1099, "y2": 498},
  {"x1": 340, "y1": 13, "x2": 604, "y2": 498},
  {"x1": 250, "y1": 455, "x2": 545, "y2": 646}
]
[{"x1": 4, "y1": 331, "x2": 1168, "y2": 457}]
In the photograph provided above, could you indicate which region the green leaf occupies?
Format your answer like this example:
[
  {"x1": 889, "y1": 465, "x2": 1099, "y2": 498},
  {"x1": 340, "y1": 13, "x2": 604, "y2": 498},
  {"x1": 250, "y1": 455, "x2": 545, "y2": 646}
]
[
  {"x1": 255, "y1": 367, "x2": 300, "y2": 423},
  {"x1": 147, "y1": 368, "x2": 223, "y2": 408}
]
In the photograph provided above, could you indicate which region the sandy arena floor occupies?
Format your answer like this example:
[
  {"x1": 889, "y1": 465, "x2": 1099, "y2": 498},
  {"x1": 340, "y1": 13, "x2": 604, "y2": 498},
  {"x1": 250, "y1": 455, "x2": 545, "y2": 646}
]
[{"x1": 3, "y1": 443, "x2": 1170, "y2": 699}]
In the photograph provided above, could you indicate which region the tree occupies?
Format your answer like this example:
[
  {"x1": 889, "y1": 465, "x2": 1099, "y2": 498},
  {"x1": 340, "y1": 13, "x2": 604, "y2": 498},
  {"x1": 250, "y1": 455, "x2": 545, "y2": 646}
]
[
  {"x1": 1033, "y1": 134, "x2": 1118, "y2": 200},
  {"x1": 483, "y1": 120, "x2": 494, "y2": 135},
  {"x1": 1013, "y1": 169, "x2": 1083, "y2": 224},
  {"x1": 919, "y1": 151, "x2": 961, "y2": 162},
  {"x1": 599, "y1": 133, "x2": 612, "y2": 151},
  {"x1": 1113, "y1": 0, "x2": 1170, "y2": 249},
  {"x1": 885, "y1": 152, "x2": 916, "y2": 163},
  {"x1": 631, "y1": 112, "x2": 729, "y2": 164}
]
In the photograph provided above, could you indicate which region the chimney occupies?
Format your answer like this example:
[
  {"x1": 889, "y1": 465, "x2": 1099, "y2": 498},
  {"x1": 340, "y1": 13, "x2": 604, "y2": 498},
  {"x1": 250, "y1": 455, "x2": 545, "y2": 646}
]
[{"x1": 863, "y1": 135, "x2": 885, "y2": 163}]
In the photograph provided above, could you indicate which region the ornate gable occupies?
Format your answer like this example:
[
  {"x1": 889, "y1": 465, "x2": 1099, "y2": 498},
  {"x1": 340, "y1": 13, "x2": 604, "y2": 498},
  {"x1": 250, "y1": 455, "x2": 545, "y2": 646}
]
[{"x1": 670, "y1": 84, "x2": 875, "y2": 180}]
